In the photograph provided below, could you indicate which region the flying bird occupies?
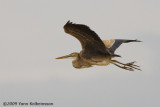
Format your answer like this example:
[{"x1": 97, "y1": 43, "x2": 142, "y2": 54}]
[{"x1": 56, "y1": 21, "x2": 141, "y2": 71}]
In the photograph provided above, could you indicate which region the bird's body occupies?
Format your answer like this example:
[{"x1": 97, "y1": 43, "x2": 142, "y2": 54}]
[
  {"x1": 72, "y1": 52, "x2": 111, "y2": 68},
  {"x1": 56, "y1": 21, "x2": 141, "y2": 71}
]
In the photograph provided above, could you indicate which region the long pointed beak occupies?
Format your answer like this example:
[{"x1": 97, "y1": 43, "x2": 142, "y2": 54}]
[{"x1": 56, "y1": 54, "x2": 72, "y2": 59}]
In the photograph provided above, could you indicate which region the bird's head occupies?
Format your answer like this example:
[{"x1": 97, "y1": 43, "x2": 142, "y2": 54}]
[{"x1": 56, "y1": 52, "x2": 79, "y2": 59}]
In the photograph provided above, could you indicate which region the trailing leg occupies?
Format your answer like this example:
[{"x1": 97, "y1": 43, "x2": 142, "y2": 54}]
[{"x1": 110, "y1": 60, "x2": 141, "y2": 71}]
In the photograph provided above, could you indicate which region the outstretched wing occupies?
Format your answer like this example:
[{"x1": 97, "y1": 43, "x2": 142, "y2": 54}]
[
  {"x1": 63, "y1": 21, "x2": 111, "y2": 59},
  {"x1": 103, "y1": 39, "x2": 141, "y2": 53}
]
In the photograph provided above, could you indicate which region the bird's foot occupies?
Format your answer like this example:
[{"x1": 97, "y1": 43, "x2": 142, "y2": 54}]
[
  {"x1": 123, "y1": 61, "x2": 141, "y2": 71},
  {"x1": 111, "y1": 60, "x2": 141, "y2": 71}
]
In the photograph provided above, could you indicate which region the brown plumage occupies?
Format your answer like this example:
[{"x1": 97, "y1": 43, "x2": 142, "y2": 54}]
[{"x1": 56, "y1": 21, "x2": 141, "y2": 71}]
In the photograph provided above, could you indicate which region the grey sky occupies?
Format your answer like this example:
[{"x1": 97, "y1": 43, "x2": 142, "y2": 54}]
[{"x1": 0, "y1": 0, "x2": 160, "y2": 107}]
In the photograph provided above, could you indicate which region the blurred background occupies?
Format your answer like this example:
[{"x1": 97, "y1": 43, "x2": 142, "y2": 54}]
[{"x1": 0, "y1": 0, "x2": 160, "y2": 107}]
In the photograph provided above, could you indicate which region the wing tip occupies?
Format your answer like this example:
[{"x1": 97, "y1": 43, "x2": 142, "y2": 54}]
[
  {"x1": 66, "y1": 20, "x2": 70, "y2": 24},
  {"x1": 64, "y1": 20, "x2": 72, "y2": 33},
  {"x1": 65, "y1": 20, "x2": 74, "y2": 25},
  {"x1": 135, "y1": 39, "x2": 142, "y2": 42}
]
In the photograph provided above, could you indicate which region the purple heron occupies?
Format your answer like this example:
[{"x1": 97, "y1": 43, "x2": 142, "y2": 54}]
[{"x1": 56, "y1": 21, "x2": 141, "y2": 71}]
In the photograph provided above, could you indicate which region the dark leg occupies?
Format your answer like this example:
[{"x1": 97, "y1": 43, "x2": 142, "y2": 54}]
[{"x1": 110, "y1": 60, "x2": 141, "y2": 71}]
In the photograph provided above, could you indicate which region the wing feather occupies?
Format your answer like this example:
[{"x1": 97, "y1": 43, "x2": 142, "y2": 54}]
[
  {"x1": 63, "y1": 21, "x2": 111, "y2": 59},
  {"x1": 103, "y1": 39, "x2": 141, "y2": 53},
  {"x1": 102, "y1": 39, "x2": 115, "y2": 48}
]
